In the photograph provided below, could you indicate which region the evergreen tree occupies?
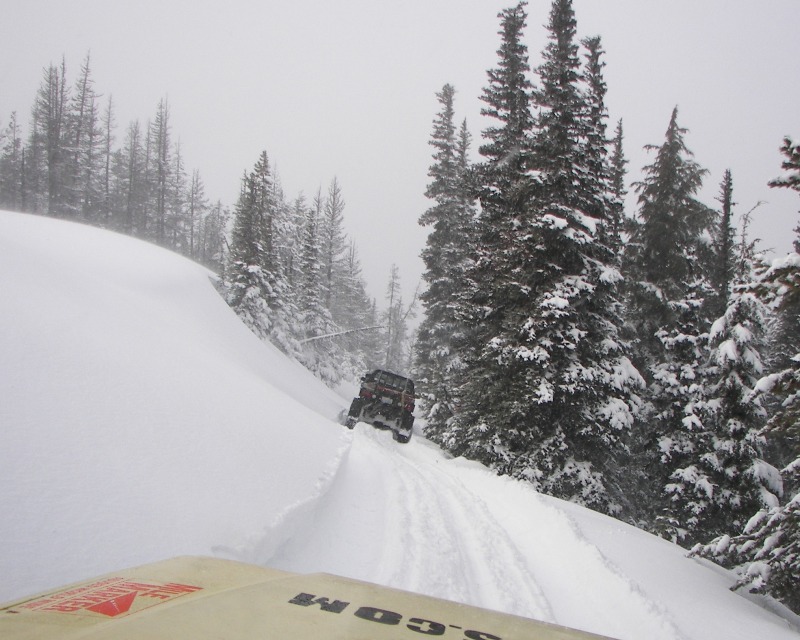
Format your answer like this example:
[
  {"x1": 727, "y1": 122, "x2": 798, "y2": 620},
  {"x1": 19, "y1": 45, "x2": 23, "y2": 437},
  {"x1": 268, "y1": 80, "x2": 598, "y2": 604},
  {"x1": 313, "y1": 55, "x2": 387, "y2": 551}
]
[
  {"x1": 29, "y1": 59, "x2": 69, "y2": 216},
  {"x1": 416, "y1": 84, "x2": 476, "y2": 443},
  {"x1": 608, "y1": 119, "x2": 627, "y2": 254},
  {"x1": 281, "y1": 192, "x2": 306, "y2": 291},
  {"x1": 187, "y1": 169, "x2": 208, "y2": 259},
  {"x1": 339, "y1": 241, "x2": 378, "y2": 375},
  {"x1": 662, "y1": 282, "x2": 779, "y2": 545},
  {"x1": 149, "y1": 98, "x2": 172, "y2": 244},
  {"x1": 695, "y1": 492, "x2": 800, "y2": 614},
  {"x1": 709, "y1": 170, "x2": 737, "y2": 318},
  {"x1": 0, "y1": 113, "x2": 23, "y2": 210},
  {"x1": 226, "y1": 170, "x2": 268, "y2": 335},
  {"x1": 653, "y1": 176, "x2": 778, "y2": 545},
  {"x1": 454, "y1": 0, "x2": 643, "y2": 514},
  {"x1": 769, "y1": 136, "x2": 800, "y2": 249},
  {"x1": 167, "y1": 140, "x2": 187, "y2": 251},
  {"x1": 582, "y1": 37, "x2": 622, "y2": 254},
  {"x1": 510, "y1": 2, "x2": 641, "y2": 512},
  {"x1": 98, "y1": 95, "x2": 115, "y2": 225},
  {"x1": 197, "y1": 200, "x2": 230, "y2": 272},
  {"x1": 197, "y1": 200, "x2": 229, "y2": 272},
  {"x1": 384, "y1": 264, "x2": 404, "y2": 372},
  {"x1": 66, "y1": 53, "x2": 102, "y2": 222},
  {"x1": 694, "y1": 253, "x2": 800, "y2": 615},
  {"x1": 297, "y1": 191, "x2": 323, "y2": 317},
  {"x1": 295, "y1": 189, "x2": 342, "y2": 385},
  {"x1": 624, "y1": 107, "x2": 724, "y2": 537},
  {"x1": 320, "y1": 177, "x2": 348, "y2": 318},
  {"x1": 383, "y1": 265, "x2": 415, "y2": 374},
  {"x1": 226, "y1": 152, "x2": 298, "y2": 356},
  {"x1": 452, "y1": 0, "x2": 536, "y2": 461},
  {"x1": 625, "y1": 107, "x2": 714, "y2": 368},
  {"x1": 116, "y1": 120, "x2": 147, "y2": 234}
]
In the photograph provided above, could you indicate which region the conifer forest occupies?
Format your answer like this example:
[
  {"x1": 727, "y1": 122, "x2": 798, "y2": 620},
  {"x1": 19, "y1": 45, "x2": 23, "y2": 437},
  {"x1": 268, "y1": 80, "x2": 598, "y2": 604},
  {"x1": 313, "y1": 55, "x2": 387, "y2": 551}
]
[{"x1": 2, "y1": 0, "x2": 799, "y2": 614}]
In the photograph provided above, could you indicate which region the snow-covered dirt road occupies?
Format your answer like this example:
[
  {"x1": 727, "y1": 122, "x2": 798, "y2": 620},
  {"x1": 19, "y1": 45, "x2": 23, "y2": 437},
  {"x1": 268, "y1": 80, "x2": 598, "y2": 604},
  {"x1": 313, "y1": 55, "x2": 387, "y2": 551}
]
[
  {"x1": 228, "y1": 424, "x2": 774, "y2": 640},
  {"x1": 264, "y1": 425, "x2": 552, "y2": 621}
]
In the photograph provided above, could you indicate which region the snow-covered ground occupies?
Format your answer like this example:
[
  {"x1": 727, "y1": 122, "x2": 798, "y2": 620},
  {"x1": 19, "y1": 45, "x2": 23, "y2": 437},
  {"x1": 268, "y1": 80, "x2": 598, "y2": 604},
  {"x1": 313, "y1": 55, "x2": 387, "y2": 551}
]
[{"x1": 1, "y1": 209, "x2": 798, "y2": 640}]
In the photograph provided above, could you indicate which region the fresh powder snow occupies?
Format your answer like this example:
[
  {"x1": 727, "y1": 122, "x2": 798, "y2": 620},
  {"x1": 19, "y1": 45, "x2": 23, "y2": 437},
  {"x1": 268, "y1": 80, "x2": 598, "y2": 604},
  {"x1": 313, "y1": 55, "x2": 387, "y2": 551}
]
[{"x1": 1, "y1": 209, "x2": 798, "y2": 640}]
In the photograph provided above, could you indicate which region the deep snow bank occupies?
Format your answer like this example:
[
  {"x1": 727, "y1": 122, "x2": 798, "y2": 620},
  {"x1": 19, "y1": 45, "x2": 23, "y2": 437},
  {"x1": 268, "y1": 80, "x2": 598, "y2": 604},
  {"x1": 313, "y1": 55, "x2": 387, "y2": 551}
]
[{"x1": 0, "y1": 211, "x2": 351, "y2": 602}]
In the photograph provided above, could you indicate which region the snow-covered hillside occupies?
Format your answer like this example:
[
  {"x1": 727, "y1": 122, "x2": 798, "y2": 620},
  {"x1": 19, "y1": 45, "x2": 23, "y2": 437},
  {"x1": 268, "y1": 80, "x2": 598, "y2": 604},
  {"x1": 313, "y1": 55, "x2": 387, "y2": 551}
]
[{"x1": 1, "y1": 210, "x2": 798, "y2": 640}]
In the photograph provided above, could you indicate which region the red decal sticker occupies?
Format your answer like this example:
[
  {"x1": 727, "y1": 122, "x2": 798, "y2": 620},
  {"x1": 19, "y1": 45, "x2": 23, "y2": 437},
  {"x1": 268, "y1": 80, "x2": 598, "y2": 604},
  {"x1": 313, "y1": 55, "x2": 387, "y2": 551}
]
[
  {"x1": 86, "y1": 592, "x2": 137, "y2": 617},
  {"x1": 21, "y1": 578, "x2": 202, "y2": 618}
]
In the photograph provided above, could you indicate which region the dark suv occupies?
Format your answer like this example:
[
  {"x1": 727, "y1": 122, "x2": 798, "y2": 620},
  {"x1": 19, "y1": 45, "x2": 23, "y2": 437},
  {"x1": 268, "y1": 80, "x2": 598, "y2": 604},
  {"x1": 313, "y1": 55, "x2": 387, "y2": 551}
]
[{"x1": 345, "y1": 370, "x2": 415, "y2": 443}]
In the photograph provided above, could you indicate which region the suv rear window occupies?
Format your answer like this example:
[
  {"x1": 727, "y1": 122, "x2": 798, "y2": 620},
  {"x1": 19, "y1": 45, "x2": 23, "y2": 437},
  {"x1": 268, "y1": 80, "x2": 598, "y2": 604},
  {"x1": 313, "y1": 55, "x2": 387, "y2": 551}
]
[{"x1": 375, "y1": 371, "x2": 414, "y2": 395}]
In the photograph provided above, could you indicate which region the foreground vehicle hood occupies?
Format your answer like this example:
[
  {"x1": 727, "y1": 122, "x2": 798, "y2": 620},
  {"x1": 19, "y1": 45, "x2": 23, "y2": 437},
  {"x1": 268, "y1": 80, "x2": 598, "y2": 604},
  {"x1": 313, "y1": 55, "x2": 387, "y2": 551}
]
[{"x1": 0, "y1": 556, "x2": 614, "y2": 640}]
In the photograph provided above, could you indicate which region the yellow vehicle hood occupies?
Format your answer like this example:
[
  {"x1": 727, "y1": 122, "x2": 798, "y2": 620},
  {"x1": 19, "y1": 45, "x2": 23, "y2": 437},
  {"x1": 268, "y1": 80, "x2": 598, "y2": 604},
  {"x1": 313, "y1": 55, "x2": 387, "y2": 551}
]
[{"x1": 0, "y1": 556, "x2": 614, "y2": 640}]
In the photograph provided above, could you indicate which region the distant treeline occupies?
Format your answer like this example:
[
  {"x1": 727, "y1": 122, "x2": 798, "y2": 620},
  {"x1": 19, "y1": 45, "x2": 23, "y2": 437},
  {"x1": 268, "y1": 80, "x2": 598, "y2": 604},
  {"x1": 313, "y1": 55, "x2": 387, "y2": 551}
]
[{"x1": 0, "y1": 54, "x2": 419, "y2": 387}]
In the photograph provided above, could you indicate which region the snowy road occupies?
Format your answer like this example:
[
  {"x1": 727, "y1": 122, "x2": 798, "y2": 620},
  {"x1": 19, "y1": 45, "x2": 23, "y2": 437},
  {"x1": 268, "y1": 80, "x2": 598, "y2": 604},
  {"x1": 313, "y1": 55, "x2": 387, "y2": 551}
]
[
  {"x1": 234, "y1": 424, "x2": 693, "y2": 640},
  {"x1": 262, "y1": 425, "x2": 552, "y2": 618}
]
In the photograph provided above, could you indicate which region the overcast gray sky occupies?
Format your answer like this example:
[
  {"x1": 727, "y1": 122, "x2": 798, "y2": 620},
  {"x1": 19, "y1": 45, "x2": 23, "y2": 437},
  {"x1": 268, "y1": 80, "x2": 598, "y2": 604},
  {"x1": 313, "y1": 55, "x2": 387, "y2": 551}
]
[{"x1": 2, "y1": 1, "x2": 799, "y2": 304}]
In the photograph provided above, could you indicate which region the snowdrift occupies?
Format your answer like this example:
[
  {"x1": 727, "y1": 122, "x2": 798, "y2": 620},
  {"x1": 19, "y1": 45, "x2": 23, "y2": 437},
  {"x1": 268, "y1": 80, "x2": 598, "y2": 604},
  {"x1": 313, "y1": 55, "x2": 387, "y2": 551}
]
[
  {"x1": 0, "y1": 210, "x2": 351, "y2": 601},
  {"x1": 1, "y1": 210, "x2": 799, "y2": 640}
]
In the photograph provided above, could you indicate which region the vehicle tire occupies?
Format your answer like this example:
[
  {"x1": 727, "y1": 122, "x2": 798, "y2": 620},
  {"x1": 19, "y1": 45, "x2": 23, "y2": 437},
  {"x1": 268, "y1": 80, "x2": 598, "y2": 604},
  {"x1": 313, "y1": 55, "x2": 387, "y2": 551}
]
[
  {"x1": 348, "y1": 398, "x2": 363, "y2": 420},
  {"x1": 401, "y1": 412, "x2": 414, "y2": 431}
]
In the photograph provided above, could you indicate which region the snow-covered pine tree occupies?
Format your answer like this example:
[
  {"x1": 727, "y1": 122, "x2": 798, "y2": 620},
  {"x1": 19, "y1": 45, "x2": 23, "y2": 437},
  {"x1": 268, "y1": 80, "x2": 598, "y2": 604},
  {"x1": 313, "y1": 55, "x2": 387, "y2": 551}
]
[
  {"x1": 701, "y1": 283, "x2": 781, "y2": 529},
  {"x1": 225, "y1": 152, "x2": 298, "y2": 356},
  {"x1": 294, "y1": 189, "x2": 344, "y2": 386},
  {"x1": 115, "y1": 120, "x2": 147, "y2": 235},
  {"x1": 0, "y1": 112, "x2": 23, "y2": 210},
  {"x1": 450, "y1": 0, "x2": 537, "y2": 463},
  {"x1": 623, "y1": 107, "x2": 724, "y2": 539},
  {"x1": 361, "y1": 297, "x2": 384, "y2": 371},
  {"x1": 455, "y1": 0, "x2": 643, "y2": 515},
  {"x1": 608, "y1": 119, "x2": 627, "y2": 258},
  {"x1": 694, "y1": 491, "x2": 800, "y2": 614},
  {"x1": 654, "y1": 172, "x2": 780, "y2": 545},
  {"x1": 149, "y1": 98, "x2": 172, "y2": 245},
  {"x1": 226, "y1": 170, "x2": 271, "y2": 337},
  {"x1": 98, "y1": 95, "x2": 115, "y2": 226},
  {"x1": 334, "y1": 241, "x2": 375, "y2": 379},
  {"x1": 709, "y1": 170, "x2": 737, "y2": 318},
  {"x1": 166, "y1": 141, "x2": 187, "y2": 251},
  {"x1": 416, "y1": 83, "x2": 477, "y2": 443},
  {"x1": 197, "y1": 200, "x2": 229, "y2": 273},
  {"x1": 65, "y1": 53, "x2": 102, "y2": 222},
  {"x1": 694, "y1": 251, "x2": 800, "y2": 615},
  {"x1": 28, "y1": 59, "x2": 70, "y2": 216},
  {"x1": 666, "y1": 269, "x2": 780, "y2": 547},
  {"x1": 295, "y1": 181, "x2": 371, "y2": 387},
  {"x1": 765, "y1": 136, "x2": 800, "y2": 394},
  {"x1": 320, "y1": 177, "x2": 348, "y2": 317},
  {"x1": 383, "y1": 265, "x2": 415, "y2": 375},
  {"x1": 187, "y1": 169, "x2": 208, "y2": 259},
  {"x1": 769, "y1": 137, "x2": 800, "y2": 244},
  {"x1": 500, "y1": 2, "x2": 641, "y2": 513},
  {"x1": 384, "y1": 264, "x2": 405, "y2": 373},
  {"x1": 624, "y1": 107, "x2": 714, "y2": 370}
]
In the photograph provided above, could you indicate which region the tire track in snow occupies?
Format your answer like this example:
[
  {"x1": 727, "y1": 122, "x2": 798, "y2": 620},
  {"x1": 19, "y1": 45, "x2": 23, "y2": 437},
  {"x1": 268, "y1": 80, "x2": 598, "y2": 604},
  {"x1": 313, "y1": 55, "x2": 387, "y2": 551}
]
[
  {"x1": 266, "y1": 424, "x2": 552, "y2": 621},
  {"x1": 376, "y1": 436, "x2": 554, "y2": 621},
  {"x1": 447, "y1": 459, "x2": 689, "y2": 640}
]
